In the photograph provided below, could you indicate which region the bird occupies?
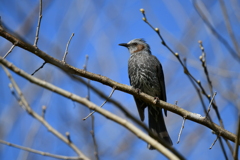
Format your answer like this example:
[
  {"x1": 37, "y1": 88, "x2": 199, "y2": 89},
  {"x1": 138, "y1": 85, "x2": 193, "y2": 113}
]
[{"x1": 119, "y1": 38, "x2": 172, "y2": 149}]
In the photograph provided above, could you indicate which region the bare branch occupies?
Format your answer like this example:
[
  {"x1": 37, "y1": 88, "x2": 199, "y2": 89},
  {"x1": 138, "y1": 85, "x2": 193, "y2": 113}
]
[
  {"x1": 90, "y1": 116, "x2": 99, "y2": 160},
  {"x1": 206, "y1": 92, "x2": 217, "y2": 117},
  {"x1": 31, "y1": 61, "x2": 46, "y2": 75},
  {"x1": 3, "y1": 43, "x2": 17, "y2": 59},
  {"x1": 198, "y1": 40, "x2": 214, "y2": 95},
  {"x1": 209, "y1": 134, "x2": 219, "y2": 149},
  {"x1": 0, "y1": 27, "x2": 237, "y2": 144},
  {"x1": 0, "y1": 139, "x2": 80, "y2": 160},
  {"x1": 218, "y1": 137, "x2": 229, "y2": 160},
  {"x1": 83, "y1": 86, "x2": 116, "y2": 121},
  {"x1": 82, "y1": 55, "x2": 99, "y2": 160},
  {"x1": 209, "y1": 131, "x2": 228, "y2": 160},
  {"x1": 83, "y1": 55, "x2": 89, "y2": 71},
  {"x1": 62, "y1": 33, "x2": 74, "y2": 62},
  {"x1": 198, "y1": 40, "x2": 231, "y2": 155},
  {"x1": 33, "y1": 0, "x2": 43, "y2": 48},
  {"x1": 198, "y1": 40, "x2": 224, "y2": 128},
  {"x1": 177, "y1": 117, "x2": 186, "y2": 144}
]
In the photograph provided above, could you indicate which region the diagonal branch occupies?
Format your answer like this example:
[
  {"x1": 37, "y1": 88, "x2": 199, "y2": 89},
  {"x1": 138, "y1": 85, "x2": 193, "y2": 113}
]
[
  {"x1": 0, "y1": 139, "x2": 80, "y2": 160},
  {"x1": 0, "y1": 26, "x2": 237, "y2": 144}
]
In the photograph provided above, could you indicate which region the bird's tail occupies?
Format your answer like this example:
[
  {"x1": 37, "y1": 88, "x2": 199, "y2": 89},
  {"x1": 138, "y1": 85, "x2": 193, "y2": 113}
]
[{"x1": 148, "y1": 105, "x2": 172, "y2": 149}]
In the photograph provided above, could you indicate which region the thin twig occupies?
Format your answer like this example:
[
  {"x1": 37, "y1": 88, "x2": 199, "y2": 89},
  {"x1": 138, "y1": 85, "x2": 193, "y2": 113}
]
[
  {"x1": 209, "y1": 131, "x2": 228, "y2": 160},
  {"x1": 33, "y1": 0, "x2": 43, "y2": 48},
  {"x1": 83, "y1": 86, "x2": 116, "y2": 121},
  {"x1": 206, "y1": 92, "x2": 217, "y2": 117},
  {"x1": 41, "y1": 105, "x2": 46, "y2": 118},
  {"x1": 0, "y1": 139, "x2": 80, "y2": 160},
  {"x1": 209, "y1": 134, "x2": 219, "y2": 149},
  {"x1": 90, "y1": 116, "x2": 99, "y2": 160},
  {"x1": 3, "y1": 43, "x2": 17, "y2": 59},
  {"x1": 218, "y1": 136, "x2": 229, "y2": 160},
  {"x1": 183, "y1": 58, "x2": 208, "y2": 114},
  {"x1": 198, "y1": 40, "x2": 231, "y2": 155},
  {"x1": 177, "y1": 117, "x2": 186, "y2": 144},
  {"x1": 198, "y1": 40, "x2": 224, "y2": 128},
  {"x1": 31, "y1": 61, "x2": 47, "y2": 75},
  {"x1": 198, "y1": 40, "x2": 214, "y2": 95},
  {"x1": 66, "y1": 132, "x2": 72, "y2": 143},
  {"x1": 62, "y1": 33, "x2": 74, "y2": 62},
  {"x1": 83, "y1": 55, "x2": 89, "y2": 72},
  {"x1": 175, "y1": 101, "x2": 178, "y2": 106},
  {"x1": 82, "y1": 55, "x2": 99, "y2": 160},
  {"x1": 224, "y1": 136, "x2": 234, "y2": 155}
]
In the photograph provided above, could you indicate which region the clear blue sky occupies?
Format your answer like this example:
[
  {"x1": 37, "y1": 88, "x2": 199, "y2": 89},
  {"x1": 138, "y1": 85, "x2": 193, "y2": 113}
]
[{"x1": 0, "y1": 0, "x2": 239, "y2": 160}]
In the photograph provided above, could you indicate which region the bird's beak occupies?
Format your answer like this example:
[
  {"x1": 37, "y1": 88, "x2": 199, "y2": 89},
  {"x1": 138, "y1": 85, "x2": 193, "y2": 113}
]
[{"x1": 118, "y1": 43, "x2": 129, "y2": 48}]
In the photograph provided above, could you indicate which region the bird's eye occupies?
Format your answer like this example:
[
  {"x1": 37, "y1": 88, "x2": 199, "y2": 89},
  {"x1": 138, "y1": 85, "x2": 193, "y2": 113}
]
[{"x1": 132, "y1": 43, "x2": 137, "y2": 46}]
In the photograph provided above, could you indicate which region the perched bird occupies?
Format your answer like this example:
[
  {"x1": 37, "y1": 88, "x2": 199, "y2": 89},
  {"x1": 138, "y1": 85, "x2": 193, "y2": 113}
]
[{"x1": 119, "y1": 39, "x2": 172, "y2": 149}]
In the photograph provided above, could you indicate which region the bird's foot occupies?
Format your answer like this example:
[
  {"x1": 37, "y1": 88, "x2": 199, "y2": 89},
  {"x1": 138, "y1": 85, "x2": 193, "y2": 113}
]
[
  {"x1": 135, "y1": 88, "x2": 141, "y2": 94},
  {"x1": 153, "y1": 97, "x2": 159, "y2": 104}
]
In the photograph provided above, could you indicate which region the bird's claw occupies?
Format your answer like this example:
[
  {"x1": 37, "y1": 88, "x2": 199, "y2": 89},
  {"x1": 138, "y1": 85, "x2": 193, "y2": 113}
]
[
  {"x1": 153, "y1": 97, "x2": 159, "y2": 104},
  {"x1": 136, "y1": 88, "x2": 141, "y2": 94}
]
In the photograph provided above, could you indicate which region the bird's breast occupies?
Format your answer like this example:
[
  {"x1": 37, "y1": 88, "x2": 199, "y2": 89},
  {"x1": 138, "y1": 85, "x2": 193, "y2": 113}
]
[{"x1": 128, "y1": 56, "x2": 159, "y2": 96}]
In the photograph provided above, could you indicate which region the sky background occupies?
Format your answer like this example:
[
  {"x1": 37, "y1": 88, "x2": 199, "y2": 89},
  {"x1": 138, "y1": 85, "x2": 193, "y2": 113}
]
[{"x1": 0, "y1": 0, "x2": 240, "y2": 160}]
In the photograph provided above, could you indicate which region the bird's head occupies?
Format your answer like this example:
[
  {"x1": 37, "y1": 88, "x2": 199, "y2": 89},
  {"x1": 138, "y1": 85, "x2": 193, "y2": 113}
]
[{"x1": 119, "y1": 39, "x2": 151, "y2": 54}]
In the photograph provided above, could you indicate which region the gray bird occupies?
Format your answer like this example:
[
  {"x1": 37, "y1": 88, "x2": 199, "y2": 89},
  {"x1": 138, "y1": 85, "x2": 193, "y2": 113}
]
[{"x1": 119, "y1": 39, "x2": 172, "y2": 149}]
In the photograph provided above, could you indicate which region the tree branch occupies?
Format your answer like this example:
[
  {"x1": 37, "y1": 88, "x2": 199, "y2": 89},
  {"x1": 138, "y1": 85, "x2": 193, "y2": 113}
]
[
  {"x1": 0, "y1": 26, "x2": 237, "y2": 144},
  {"x1": 0, "y1": 139, "x2": 80, "y2": 160}
]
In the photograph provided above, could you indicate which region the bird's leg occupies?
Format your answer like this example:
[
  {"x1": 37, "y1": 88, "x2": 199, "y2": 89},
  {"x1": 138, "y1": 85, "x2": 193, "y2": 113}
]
[
  {"x1": 135, "y1": 88, "x2": 141, "y2": 94},
  {"x1": 153, "y1": 97, "x2": 159, "y2": 104}
]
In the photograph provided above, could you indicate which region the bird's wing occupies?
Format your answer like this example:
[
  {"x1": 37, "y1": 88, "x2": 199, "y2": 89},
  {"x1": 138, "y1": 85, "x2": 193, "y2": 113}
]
[
  {"x1": 129, "y1": 74, "x2": 146, "y2": 121},
  {"x1": 133, "y1": 96, "x2": 146, "y2": 121},
  {"x1": 156, "y1": 60, "x2": 167, "y2": 116}
]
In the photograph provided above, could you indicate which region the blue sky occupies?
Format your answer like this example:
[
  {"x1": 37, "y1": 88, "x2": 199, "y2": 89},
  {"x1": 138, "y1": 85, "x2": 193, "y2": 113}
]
[{"x1": 0, "y1": 0, "x2": 240, "y2": 160}]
